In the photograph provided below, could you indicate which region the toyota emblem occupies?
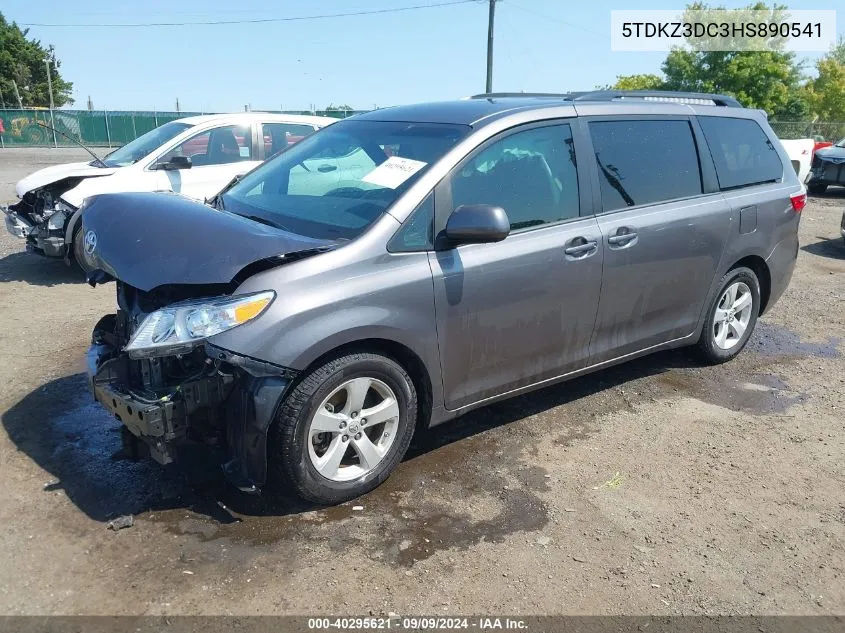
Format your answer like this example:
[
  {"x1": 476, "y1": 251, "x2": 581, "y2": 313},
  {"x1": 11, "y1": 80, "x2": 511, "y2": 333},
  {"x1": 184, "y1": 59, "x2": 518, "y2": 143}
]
[{"x1": 83, "y1": 230, "x2": 97, "y2": 256}]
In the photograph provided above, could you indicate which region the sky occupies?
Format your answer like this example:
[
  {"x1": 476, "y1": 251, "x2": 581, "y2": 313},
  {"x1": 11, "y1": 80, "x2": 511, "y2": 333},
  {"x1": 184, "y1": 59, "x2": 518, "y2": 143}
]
[{"x1": 3, "y1": 0, "x2": 843, "y2": 113}]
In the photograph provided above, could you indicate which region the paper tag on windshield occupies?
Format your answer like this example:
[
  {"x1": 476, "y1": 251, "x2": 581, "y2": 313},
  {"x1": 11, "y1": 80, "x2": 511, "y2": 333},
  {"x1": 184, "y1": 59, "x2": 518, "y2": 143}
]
[{"x1": 362, "y1": 157, "x2": 427, "y2": 189}]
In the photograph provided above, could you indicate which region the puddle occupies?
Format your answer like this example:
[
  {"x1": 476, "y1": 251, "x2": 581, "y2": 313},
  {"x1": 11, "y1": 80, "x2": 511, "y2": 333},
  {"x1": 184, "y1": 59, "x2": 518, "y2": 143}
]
[
  {"x1": 654, "y1": 371, "x2": 805, "y2": 415},
  {"x1": 1, "y1": 373, "x2": 190, "y2": 521},
  {"x1": 749, "y1": 322, "x2": 841, "y2": 358},
  {"x1": 148, "y1": 434, "x2": 552, "y2": 567}
]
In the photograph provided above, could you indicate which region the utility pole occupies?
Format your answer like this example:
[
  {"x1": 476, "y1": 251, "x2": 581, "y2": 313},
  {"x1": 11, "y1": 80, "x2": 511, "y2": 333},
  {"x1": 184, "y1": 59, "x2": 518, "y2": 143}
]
[
  {"x1": 12, "y1": 80, "x2": 23, "y2": 109},
  {"x1": 45, "y1": 59, "x2": 58, "y2": 147},
  {"x1": 175, "y1": 97, "x2": 180, "y2": 113},
  {"x1": 485, "y1": 0, "x2": 497, "y2": 94}
]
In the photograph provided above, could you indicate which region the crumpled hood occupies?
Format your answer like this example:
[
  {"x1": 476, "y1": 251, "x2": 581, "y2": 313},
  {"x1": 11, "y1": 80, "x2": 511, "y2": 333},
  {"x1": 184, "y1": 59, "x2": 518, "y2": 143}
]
[
  {"x1": 81, "y1": 192, "x2": 333, "y2": 292},
  {"x1": 815, "y1": 145, "x2": 845, "y2": 164},
  {"x1": 15, "y1": 161, "x2": 118, "y2": 198}
]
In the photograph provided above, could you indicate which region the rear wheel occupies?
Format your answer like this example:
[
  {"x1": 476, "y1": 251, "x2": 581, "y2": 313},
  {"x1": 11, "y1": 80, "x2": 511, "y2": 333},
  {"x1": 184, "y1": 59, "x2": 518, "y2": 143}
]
[
  {"x1": 269, "y1": 352, "x2": 417, "y2": 504},
  {"x1": 807, "y1": 183, "x2": 828, "y2": 195},
  {"x1": 695, "y1": 267, "x2": 760, "y2": 364}
]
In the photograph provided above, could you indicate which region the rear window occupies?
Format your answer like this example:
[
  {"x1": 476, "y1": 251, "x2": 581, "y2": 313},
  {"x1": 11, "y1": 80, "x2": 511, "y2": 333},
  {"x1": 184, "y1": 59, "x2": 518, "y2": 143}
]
[
  {"x1": 589, "y1": 120, "x2": 703, "y2": 212},
  {"x1": 698, "y1": 116, "x2": 783, "y2": 190}
]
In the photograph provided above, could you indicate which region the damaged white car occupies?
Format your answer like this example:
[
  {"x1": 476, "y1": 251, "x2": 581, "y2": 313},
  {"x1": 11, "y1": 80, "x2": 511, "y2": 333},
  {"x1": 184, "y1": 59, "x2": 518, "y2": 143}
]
[{"x1": 2, "y1": 112, "x2": 334, "y2": 272}]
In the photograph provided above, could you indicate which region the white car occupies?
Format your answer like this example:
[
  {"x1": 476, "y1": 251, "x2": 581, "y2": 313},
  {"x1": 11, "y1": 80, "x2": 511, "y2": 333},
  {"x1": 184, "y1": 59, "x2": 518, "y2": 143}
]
[
  {"x1": 779, "y1": 137, "x2": 815, "y2": 184},
  {"x1": 2, "y1": 112, "x2": 335, "y2": 270}
]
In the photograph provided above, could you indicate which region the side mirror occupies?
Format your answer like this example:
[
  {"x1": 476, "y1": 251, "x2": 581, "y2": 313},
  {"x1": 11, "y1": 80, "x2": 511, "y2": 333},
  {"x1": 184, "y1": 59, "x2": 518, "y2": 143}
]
[
  {"x1": 157, "y1": 155, "x2": 192, "y2": 171},
  {"x1": 444, "y1": 204, "x2": 510, "y2": 247}
]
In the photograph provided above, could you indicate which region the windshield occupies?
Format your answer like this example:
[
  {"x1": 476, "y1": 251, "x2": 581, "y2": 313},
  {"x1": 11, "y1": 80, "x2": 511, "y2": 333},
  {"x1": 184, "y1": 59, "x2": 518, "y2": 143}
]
[
  {"x1": 836, "y1": 137, "x2": 845, "y2": 148},
  {"x1": 221, "y1": 119, "x2": 469, "y2": 240},
  {"x1": 102, "y1": 121, "x2": 193, "y2": 167}
]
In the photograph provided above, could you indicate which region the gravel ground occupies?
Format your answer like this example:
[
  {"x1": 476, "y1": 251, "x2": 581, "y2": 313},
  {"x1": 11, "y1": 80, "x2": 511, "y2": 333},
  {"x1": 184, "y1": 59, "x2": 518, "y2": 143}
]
[{"x1": 0, "y1": 148, "x2": 843, "y2": 616}]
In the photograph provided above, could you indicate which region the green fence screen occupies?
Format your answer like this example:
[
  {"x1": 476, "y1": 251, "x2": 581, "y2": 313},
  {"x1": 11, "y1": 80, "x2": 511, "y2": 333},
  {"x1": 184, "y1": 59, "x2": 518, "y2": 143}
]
[{"x1": 0, "y1": 109, "x2": 361, "y2": 147}]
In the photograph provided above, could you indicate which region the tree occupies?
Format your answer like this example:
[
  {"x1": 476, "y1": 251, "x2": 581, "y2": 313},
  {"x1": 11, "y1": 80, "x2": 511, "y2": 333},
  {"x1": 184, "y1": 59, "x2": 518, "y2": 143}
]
[
  {"x1": 659, "y1": 3, "x2": 806, "y2": 117},
  {"x1": 612, "y1": 3, "x2": 808, "y2": 118},
  {"x1": 324, "y1": 104, "x2": 354, "y2": 113},
  {"x1": 804, "y1": 38, "x2": 845, "y2": 122},
  {"x1": 0, "y1": 12, "x2": 73, "y2": 107},
  {"x1": 611, "y1": 74, "x2": 665, "y2": 90}
]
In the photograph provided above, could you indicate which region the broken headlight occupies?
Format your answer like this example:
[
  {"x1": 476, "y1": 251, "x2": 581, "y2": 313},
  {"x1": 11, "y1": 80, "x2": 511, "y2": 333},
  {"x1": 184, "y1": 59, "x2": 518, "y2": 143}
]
[{"x1": 124, "y1": 290, "x2": 275, "y2": 358}]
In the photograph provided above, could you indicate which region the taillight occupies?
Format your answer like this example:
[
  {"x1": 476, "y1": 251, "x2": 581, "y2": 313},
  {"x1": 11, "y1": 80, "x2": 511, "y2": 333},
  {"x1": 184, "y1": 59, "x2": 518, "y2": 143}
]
[{"x1": 790, "y1": 191, "x2": 806, "y2": 213}]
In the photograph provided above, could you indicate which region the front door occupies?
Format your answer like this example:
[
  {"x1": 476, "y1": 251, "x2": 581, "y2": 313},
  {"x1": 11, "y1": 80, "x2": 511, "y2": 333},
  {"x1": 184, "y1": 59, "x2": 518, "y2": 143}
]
[
  {"x1": 429, "y1": 121, "x2": 603, "y2": 410},
  {"x1": 153, "y1": 123, "x2": 261, "y2": 201}
]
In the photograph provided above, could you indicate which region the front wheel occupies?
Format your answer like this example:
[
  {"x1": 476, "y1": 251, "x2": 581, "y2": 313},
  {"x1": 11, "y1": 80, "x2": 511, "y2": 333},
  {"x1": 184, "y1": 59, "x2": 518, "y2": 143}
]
[
  {"x1": 695, "y1": 267, "x2": 760, "y2": 364},
  {"x1": 72, "y1": 227, "x2": 95, "y2": 276},
  {"x1": 807, "y1": 183, "x2": 828, "y2": 195},
  {"x1": 269, "y1": 352, "x2": 417, "y2": 504}
]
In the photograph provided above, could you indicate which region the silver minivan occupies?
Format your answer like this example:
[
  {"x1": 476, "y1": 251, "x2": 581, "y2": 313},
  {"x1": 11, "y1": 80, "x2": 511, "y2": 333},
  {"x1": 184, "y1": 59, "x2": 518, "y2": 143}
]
[{"x1": 84, "y1": 91, "x2": 803, "y2": 504}]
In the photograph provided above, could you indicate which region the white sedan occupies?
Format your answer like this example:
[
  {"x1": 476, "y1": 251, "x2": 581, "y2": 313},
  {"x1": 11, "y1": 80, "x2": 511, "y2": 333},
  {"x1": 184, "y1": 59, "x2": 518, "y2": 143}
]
[{"x1": 2, "y1": 112, "x2": 335, "y2": 269}]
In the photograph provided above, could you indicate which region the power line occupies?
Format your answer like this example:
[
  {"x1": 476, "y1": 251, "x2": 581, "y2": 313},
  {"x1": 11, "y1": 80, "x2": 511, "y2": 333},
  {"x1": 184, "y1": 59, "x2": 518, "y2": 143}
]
[
  {"x1": 507, "y1": 2, "x2": 610, "y2": 40},
  {"x1": 18, "y1": 0, "x2": 482, "y2": 28}
]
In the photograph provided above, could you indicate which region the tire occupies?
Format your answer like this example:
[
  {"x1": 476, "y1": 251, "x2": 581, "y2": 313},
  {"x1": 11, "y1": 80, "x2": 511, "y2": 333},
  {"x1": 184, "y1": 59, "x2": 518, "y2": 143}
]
[
  {"x1": 269, "y1": 352, "x2": 417, "y2": 505},
  {"x1": 694, "y1": 267, "x2": 760, "y2": 365},
  {"x1": 807, "y1": 183, "x2": 827, "y2": 195},
  {"x1": 72, "y1": 226, "x2": 95, "y2": 276}
]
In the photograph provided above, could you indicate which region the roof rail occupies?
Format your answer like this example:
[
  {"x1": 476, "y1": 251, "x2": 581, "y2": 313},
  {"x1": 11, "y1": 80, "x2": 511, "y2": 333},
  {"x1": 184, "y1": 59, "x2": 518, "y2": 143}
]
[
  {"x1": 571, "y1": 90, "x2": 743, "y2": 107},
  {"x1": 468, "y1": 92, "x2": 572, "y2": 99}
]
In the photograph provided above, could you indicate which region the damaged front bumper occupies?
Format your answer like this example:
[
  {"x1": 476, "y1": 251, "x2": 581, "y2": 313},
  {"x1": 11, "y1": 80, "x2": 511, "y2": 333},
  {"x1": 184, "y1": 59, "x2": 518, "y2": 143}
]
[
  {"x1": 3, "y1": 198, "x2": 71, "y2": 258},
  {"x1": 87, "y1": 315, "x2": 296, "y2": 492},
  {"x1": 807, "y1": 158, "x2": 845, "y2": 187},
  {"x1": 2, "y1": 205, "x2": 34, "y2": 239}
]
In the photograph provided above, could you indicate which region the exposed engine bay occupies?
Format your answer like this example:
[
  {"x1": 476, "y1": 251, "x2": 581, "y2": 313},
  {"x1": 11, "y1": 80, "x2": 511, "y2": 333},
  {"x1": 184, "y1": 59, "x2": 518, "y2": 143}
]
[
  {"x1": 3, "y1": 178, "x2": 82, "y2": 258},
  {"x1": 87, "y1": 281, "x2": 295, "y2": 493}
]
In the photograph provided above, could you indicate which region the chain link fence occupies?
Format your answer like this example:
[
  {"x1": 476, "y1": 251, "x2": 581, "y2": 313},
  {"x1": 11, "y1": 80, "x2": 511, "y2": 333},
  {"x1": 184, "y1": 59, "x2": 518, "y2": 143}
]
[
  {"x1": 770, "y1": 121, "x2": 845, "y2": 142},
  {"x1": 0, "y1": 108, "x2": 362, "y2": 148}
]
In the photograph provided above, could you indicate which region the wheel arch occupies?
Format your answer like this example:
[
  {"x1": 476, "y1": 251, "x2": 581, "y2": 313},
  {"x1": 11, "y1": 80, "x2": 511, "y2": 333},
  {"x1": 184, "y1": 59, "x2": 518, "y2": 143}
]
[
  {"x1": 295, "y1": 337, "x2": 434, "y2": 433},
  {"x1": 728, "y1": 254, "x2": 771, "y2": 314}
]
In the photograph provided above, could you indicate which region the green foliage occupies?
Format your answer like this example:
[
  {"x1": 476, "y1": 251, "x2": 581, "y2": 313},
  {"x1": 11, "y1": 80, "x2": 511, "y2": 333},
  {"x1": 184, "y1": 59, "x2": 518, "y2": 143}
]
[
  {"x1": 612, "y1": 74, "x2": 666, "y2": 90},
  {"x1": 804, "y1": 52, "x2": 845, "y2": 122},
  {"x1": 0, "y1": 12, "x2": 73, "y2": 107},
  {"x1": 657, "y1": 2, "x2": 804, "y2": 117},
  {"x1": 324, "y1": 104, "x2": 354, "y2": 112}
]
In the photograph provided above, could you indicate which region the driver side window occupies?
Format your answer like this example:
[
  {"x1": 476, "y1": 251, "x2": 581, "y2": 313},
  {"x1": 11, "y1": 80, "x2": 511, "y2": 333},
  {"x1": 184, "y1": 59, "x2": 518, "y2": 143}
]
[
  {"x1": 448, "y1": 124, "x2": 580, "y2": 232},
  {"x1": 157, "y1": 125, "x2": 253, "y2": 168}
]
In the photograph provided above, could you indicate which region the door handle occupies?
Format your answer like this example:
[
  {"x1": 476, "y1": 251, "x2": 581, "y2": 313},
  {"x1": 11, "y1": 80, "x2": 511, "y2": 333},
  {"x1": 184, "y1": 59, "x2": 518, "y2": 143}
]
[
  {"x1": 607, "y1": 228, "x2": 638, "y2": 246},
  {"x1": 318, "y1": 164, "x2": 338, "y2": 173},
  {"x1": 564, "y1": 240, "x2": 597, "y2": 256}
]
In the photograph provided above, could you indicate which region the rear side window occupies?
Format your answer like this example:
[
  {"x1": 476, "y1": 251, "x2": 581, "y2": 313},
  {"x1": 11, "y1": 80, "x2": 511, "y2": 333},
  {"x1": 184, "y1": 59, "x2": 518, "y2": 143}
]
[
  {"x1": 698, "y1": 116, "x2": 783, "y2": 190},
  {"x1": 589, "y1": 120, "x2": 703, "y2": 212}
]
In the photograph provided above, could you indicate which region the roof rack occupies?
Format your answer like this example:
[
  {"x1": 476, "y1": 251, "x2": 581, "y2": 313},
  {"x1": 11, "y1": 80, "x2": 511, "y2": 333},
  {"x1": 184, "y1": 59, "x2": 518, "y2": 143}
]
[
  {"x1": 468, "y1": 92, "x2": 573, "y2": 99},
  {"x1": 468, "y1": 90, "x2": 743, "y2": 108},
  {"x1": 570, "y1": 90, "x2": 743, "y2": 107}
]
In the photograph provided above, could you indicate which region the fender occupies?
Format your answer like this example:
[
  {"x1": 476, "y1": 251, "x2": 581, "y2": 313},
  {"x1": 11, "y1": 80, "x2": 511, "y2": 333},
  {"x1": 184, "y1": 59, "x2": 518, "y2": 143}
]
[{"x1": 63, "y1": 205, "x2": 84, "y2": 263}]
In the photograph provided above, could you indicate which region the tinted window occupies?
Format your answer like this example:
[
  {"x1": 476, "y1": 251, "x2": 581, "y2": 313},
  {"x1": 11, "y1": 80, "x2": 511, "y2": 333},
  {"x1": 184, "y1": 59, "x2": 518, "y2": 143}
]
[
  {"x1": 589, "y1": 120, "x2": 702, "y2": 212},
  {"x1": 158, "y1": 124, "x2": 253, "y2": 167},
  {"x1": 449, "y1": 124, "x2": 579, "y2": 231},
  {"x1": 699, "y1": 116, "x2": 783, "y2": 189},
  {"x1": 389, "y1": 194, "x2": 433, "y2": 252}
]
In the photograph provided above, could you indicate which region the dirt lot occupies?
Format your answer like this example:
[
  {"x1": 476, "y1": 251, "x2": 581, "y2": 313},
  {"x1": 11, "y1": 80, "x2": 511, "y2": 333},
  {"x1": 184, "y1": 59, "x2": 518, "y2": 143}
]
[{"x1": 0, "y1": 147, "x2": 843, "y2": 616}]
